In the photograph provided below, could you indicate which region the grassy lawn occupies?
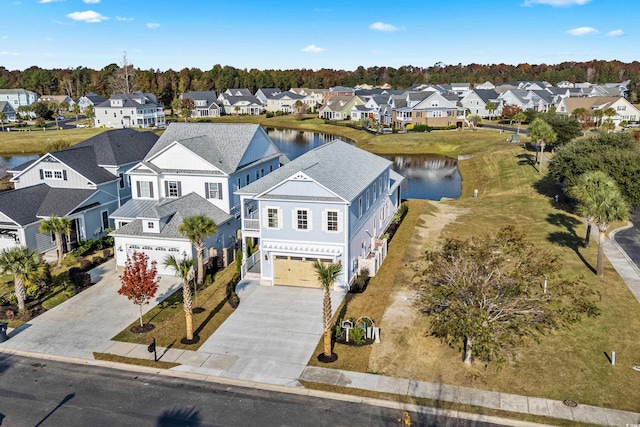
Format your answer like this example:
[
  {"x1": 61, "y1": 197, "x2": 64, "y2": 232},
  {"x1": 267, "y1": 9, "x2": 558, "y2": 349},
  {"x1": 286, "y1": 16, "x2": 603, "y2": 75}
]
[
  {"x1": 111, "y1": 263, "x2": 237, "y2": 350},
  {"x1": 294, "y1": 123, "x2": 640, "y2": 412},
  {"x1": 0, "y1": 127, "x2": 107, "y2": 155}
]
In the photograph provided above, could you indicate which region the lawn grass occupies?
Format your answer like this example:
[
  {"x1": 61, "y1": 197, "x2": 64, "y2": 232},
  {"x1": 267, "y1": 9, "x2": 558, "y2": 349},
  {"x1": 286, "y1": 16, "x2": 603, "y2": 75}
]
[
  {"x1": 111, "y1": 263, "x2": 237, "y2": 350},
  {"x1": 0, "y1": 127, "x2": 107, "y2": 155},
  {"x1": 286, "y1": 121, "x2": 640, "y2": 412}
]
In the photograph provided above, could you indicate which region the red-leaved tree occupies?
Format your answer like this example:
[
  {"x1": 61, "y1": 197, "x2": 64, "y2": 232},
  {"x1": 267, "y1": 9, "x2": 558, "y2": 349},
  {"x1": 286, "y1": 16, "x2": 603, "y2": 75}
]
[{"x1": 118, "y1": 251, "x2": 160, "y2": 327}]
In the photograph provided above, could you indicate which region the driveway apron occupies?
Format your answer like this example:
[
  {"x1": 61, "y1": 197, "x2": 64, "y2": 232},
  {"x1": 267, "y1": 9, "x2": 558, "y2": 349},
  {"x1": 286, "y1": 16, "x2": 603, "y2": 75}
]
[
  {"x1": 1, "y1": 259, "x2": 181, "y2": 359},
  {"x1": 173, "y1": 280, "x2": 346, "y2": 386}
]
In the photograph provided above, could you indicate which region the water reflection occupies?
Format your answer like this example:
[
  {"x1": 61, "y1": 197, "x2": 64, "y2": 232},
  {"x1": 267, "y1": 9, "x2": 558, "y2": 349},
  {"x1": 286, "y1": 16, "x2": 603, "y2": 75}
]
[
  {"x1": 385, "y1": 155, "x2": 462, "y2": 201},
  {"x1": 265, "y1": 127, "x2": 352, "y2": 161},
  {"x1": 1, "y1": 154, "x2": 39, "y2": 170}
]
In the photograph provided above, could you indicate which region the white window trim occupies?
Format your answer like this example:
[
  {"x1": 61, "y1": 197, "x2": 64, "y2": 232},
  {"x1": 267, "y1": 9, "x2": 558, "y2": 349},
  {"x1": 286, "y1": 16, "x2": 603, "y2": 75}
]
[
  {"x1": 292, "y1": 207, "x2": 312, "y2": 231},
  {"x1": 264, "y1": 206, "x2": 283, "y2": 230},
  {"x1": 323, "y1": 209, "x2": 341, "y2": 233}
]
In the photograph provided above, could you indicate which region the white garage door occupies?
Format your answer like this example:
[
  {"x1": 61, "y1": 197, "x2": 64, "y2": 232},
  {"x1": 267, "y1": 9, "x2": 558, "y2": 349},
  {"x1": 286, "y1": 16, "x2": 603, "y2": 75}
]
[
  {"x1": 127, "y1": 244, "x2": 180, "y2": 275},
  {"x1": 273, "y1": 256, "x2": 332, "y2": 287}
]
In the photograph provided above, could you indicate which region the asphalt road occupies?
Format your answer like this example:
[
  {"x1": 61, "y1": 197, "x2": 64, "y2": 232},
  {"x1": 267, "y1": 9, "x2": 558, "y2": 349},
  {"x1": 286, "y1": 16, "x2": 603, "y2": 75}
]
[
  {"x1": 0, "y1": 355, "x2": 508, "y2": 427},
  {"x1": 613, "y1": 207, "x2": 640, "y2": 269}
]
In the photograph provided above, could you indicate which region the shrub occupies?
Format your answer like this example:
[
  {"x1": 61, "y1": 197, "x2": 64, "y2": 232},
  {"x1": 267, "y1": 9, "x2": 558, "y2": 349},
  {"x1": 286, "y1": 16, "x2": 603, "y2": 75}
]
[
  {"x1": 68, "y1": 267, "x2": 91, "y2": 288},
  {"x1": 63, "y1": 253, "x2": 77, "y2": 267},
  {"x1": 349, "y1": 327, "x2": 366, "y2": 345},
  {"x1": 78, "y1": 257, "x2": 93, "y2": 271},
  {"x1": 64, "y1": 284, "x2": 76, "y2": 298},
  {"x1": 393, "y1": 202, "x2": 408, "y2": 224},
  {"x1": 25, "y1": 284, "x2": 41, "y2": 301},
  {"x1": 350, "y1": 268, "x2": 370, "y2": 293},
  {"x1": 8, "y1": 291, "x2": 17, "y2": 306},
  {"x1": 265, "y1": 111, "x2": 274, "y2": 118},
  {"x1": 102, "y1": 249, "x2": 111, "y2": 259}
]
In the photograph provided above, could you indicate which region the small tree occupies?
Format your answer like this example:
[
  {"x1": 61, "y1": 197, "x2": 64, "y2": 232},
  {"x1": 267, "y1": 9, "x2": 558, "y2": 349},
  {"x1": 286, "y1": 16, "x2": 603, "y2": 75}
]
[
  {"x1": 468, "y1": 115, "x2": 482, "y2": 129},
  {"x1": 513, "y1": 112, "x2": 527, "y2": 135},
  {"x1": 416, "y1": 226, "x2": 600, "y2": 364},
  {"x1": 295, "y1": 100, "x2": 305, "y2": 120},
  {"x1": 179, "y1": 97, "x2": 195, "y2": 122},
  {"x1": 0, "y1": 246, "x2": 42, "y2": 312},
  {"x1": 165, "y1": 255, "x2": 196, "y2": 341},
  {"x1": 501, "y1": 104, "x2": 522, "y2": 124},
  {"x1": 485, "y1": 101, "x2": 497, "y2": 121},
  {"x1": 529, "y1": 118, "x2": 557, "y2": 173},
  {"x1": 40, "y1": 216, "x2": 71, "y2": 267},
  {"x1": 85, "y1": 104, "x2": 95, "y2": 127},
  {"x1": 0, "y1": 112, "x2": 5, "y2": 132},
  {"x1": 71, "y1": 103, "x2": 80, "y2": 122},
  {"x1": 118, "y1": 251, "x2": 160, "y2": 327},
  {"x1": 313, "y1": 260, "x2": 342, "y2": 360}
]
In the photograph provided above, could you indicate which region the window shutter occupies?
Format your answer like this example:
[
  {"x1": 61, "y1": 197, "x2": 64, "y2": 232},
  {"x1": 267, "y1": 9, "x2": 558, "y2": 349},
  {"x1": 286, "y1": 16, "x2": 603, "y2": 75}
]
[
  {"x1": 338, "y1": 211, "x2": 344, "y2": 232},
  {"x1": 39, "y1": 169, "x2": 44, "y2": 179},
  {"x1": 278, "y1": 208, "x2": 283, "y2": 230},
  {"x1": 62, "y1": 170, "x2": 67, "y2": 181},
  {"x1": 136, "y1": 181, "x2": 141, "y2": 198},
  {"x1": 262, "y1": 207, "x2": 269, "y2": 228},
  {"x1": 307, "y1": 210, "x2": 313, "y2": 231},
  {"x1": 291, "y1": 209, "x2": 297, "y2": 230},
  {"x1": 149, "y1": 183, "x2": 154, "y2": 198},
  {"x1": 204, "y1": 182, "x2": 210, "y2": 199},
  {"x1": 164, "y1": 181, "x2": 169, "y2": 197},
  {"x1": 322, "y1": 210, "x2": 327, "y2": 232},
  {"x1": 177, "y1": 181, "x2": 182, "y2": 197},
  {"x1": 217, "y1": 183, "x2": 223, "y2": 199}
]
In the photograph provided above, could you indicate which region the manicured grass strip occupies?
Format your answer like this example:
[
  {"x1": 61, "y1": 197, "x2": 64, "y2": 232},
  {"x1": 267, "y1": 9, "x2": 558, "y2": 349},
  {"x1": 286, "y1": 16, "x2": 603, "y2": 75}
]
[
  {"x1": 299, "y1": 381, "x2": 600, "y2": 427},
  {"x1": 112, "y1": 264, "x2": 237, "y2": 351},
  {"x1": 0, "y1": 128, "x2": 108, "y2": 154},
  {"x1": 93, "y1": 352, "x2": 179, "y2": 369},
  {"x1": 307, "y1": 199, "x2": 436, "y2": 371}
]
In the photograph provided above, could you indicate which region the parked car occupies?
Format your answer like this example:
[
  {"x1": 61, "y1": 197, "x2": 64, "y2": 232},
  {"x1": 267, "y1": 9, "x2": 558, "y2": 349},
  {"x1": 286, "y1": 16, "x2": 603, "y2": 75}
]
[
  {"x1": 76, "y1": 123, "x2": 88, "y2": 128},
  {"x1": 624, "y1": 123, "x2": 640, "y2": 128},
  {"x1": 57, "y1": 115, "x2": 65, "y2": 120}
]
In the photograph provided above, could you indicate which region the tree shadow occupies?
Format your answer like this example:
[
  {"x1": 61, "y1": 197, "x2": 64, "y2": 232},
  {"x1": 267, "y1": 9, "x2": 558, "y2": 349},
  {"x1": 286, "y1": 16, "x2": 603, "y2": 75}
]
[
  {"x1": 516, "y1": 153, "x2": 536, "y2": 168},
  {"x1": 156, "y1": 406, "x2": 201, "y2": 427},
  {"x1": 192, "y1": 295, "x2": 228, "y2": 338},
  {"x1": 546, "y1": 213, "x2": 596, "y2": 274}
]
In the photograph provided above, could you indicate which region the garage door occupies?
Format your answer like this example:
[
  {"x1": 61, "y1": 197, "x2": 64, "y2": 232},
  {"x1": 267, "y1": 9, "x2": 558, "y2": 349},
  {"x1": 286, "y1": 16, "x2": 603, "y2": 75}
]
[
  {"x1": 273, "y1": 256, "x2": 332, "y2": 287},
  {"x1": 127, "y1": 244, "x2": 180, "y2": 275}
]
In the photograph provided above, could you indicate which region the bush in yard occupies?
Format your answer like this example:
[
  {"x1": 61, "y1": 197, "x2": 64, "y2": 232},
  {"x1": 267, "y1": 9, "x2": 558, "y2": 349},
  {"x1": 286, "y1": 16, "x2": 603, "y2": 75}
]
[
  {"x1": 25, "y1": 284, "x2": 41, "y2": 301},
  {"x1": 349, "y1": 327, "x2": 366, "y2": 345},
  {"x1": 78, "y1": 257, "x2": 92, "y2": 271},
  {"x1": 68, "y1": 267, "x2": 91, "y2": 288}
]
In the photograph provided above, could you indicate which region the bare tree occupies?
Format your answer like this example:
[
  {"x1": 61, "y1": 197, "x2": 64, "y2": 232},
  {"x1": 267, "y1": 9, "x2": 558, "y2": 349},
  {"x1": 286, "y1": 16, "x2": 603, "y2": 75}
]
[{"x1": 109, "y1": 51, "x2": 138, "y2": 95}]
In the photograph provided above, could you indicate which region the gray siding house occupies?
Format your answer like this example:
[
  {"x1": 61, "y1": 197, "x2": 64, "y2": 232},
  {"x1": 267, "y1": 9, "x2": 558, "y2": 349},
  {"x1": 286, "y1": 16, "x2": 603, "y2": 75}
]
[
  {"x1": 237, "y1": 140, "x2": 404, "y2": 290},
  {"x1": 1, "y1": 129, "x2": 158, "y2": 256},
  {"x1": 110, "y1": 123, "x2": 285, "y2": 274}
]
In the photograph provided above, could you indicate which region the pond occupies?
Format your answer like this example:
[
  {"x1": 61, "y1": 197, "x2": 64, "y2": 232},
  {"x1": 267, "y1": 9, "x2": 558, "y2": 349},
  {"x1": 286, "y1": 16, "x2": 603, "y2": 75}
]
[
  {"x1": 1, "y1": 128, "x2": 462, "y2": 201},
  {"x1": 265, "y1": 128, "x2": 461, "y2": 201}
]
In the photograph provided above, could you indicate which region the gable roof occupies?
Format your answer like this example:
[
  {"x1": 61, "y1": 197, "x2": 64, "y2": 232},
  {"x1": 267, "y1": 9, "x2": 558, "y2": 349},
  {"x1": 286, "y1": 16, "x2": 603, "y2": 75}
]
[
  {"x1": 97, "y1": 92, "x2": 162, "y2": 108},
  {"x1": 80, "y1": 92, "x2": 107, "y2": 104},
  {"x1": 110, "y1": 192, "x2": 232, "y2": 239},
  {"x1": 72, "y1": 128, "x2": 158, "y2": 166},
  {"x1": 560, "y1": 96, "x2": 629, "y2": 113},
  {"x1": 237, "y1": 140, "x2": 396, "y2": 202},
  {"x1": 0, "y1": 184, "x2": 97, "y2": 226},
  {"x1": 471, "y1": 89, "x2": 500, "y2": 104},
  {"x1": 181, "y1": 91, "x2": 218, "y2": 105},
  {"x1": 144, "y1": 123, "x2": 279, "y2": 174}
]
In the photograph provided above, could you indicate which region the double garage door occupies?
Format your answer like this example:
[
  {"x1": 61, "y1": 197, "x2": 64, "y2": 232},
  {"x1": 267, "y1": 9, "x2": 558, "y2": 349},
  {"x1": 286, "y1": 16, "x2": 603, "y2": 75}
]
[
  {"x1": 127, "y1": 244, "x2": 181, "y2": 275},
  {"x1": 273, "y1": 256, "x2": 332, "y2": 287}
]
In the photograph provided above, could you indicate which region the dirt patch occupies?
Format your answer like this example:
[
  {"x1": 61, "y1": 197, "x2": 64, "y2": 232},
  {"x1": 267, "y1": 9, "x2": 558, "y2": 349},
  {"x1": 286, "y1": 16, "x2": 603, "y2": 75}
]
[{"x1": 368, "y1": 201, "x2": 469, "y2": 377}]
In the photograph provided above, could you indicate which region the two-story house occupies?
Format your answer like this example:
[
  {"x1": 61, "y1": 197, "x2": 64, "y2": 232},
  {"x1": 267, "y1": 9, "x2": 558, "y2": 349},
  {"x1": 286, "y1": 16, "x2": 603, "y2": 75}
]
[
  {"x1": 179, "y1": 91, "x2": 220, "y2": 118},
  {"x1": 94, "y1": 91, "x2": 165, "y2": 129},
  {"x1": 77, "y1": 92, "x2": 107, "y2": 112},
  {"x1": 0, "y1": 89, "x2": 38, "y2": 116},
  {"x1": 1, "y1": 129, "x2": 158, "y2": 256},
  {"x1": 393, "y1": 91, "x2": 464, "y2": 129},
  {"x1": 0, "y1": 101, "x2": 17, "y2": 122},
  {"x1": 265, "y1": 91, "x2": 306, "y2": 113},
  {"x1": 237, "y1": 140, "x2": 404, "y2": 290},
  {"x1": 318, "y1": 95, "x2": 364, "y2": 120},
  {"x1": 110, "y1": 123, "x2": 285, "y2": 274},
  {"x1": 460, "y1": 89, "x2": 503, "y2": 118}
]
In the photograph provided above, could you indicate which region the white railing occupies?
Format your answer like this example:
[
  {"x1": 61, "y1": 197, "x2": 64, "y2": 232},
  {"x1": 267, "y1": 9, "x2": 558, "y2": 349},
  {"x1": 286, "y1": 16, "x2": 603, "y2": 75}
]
[
  {"x1": 243, "y1": 211, "x2": 260, "y2": 231},
  {"x1": 241, "y1": 250, "x2": 260, "y2": 278}
]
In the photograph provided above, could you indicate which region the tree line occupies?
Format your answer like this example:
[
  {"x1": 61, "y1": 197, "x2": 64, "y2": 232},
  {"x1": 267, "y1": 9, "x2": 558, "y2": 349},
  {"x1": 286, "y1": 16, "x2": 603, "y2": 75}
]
[{"x1": 1, "y1": 59, "x2": 639, "y2": 107}]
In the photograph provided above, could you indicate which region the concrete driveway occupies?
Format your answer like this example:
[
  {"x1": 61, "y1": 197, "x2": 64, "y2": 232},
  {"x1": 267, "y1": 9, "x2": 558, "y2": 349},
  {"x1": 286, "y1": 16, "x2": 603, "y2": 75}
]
[
  {"x1": 172, "y1": 280, "x2": 346, "y2": 386},
  {"x1": 1, "y1": 259, "x2": 181, "y2": 359}
]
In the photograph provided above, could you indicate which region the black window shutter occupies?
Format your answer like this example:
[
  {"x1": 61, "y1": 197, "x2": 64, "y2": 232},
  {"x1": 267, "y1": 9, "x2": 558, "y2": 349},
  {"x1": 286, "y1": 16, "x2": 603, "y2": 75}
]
[
  {"x1": 218, "y1": 183, "x2": 223, "y2": 199},
  {"x1": 204, "y1": 182, "x2": 210, "y2": 199},
  {"x1": 39, "y1": 169, "x2": 43, "y2": 179},
  {"x1": 63, "y1": 170, "x2": 67, "y2": 181},
  {"x1": 177, "y1": 181, "x2": 182, "y2": 197},
  {"x1": 136, "y1": 181, "x2": 141, "y2": 198},
  {"x1": 149, "y1": 183, "x2": 154, "y2": 198},
  {"x1": 164, "y1": 181, "x2": 169, "y2": 197}
]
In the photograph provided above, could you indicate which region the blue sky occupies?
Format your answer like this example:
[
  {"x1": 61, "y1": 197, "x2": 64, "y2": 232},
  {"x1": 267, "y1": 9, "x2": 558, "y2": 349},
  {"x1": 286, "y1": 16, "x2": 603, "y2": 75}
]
[{"x1": 0, "y1": 0, "x2": 636, "y2": 72}]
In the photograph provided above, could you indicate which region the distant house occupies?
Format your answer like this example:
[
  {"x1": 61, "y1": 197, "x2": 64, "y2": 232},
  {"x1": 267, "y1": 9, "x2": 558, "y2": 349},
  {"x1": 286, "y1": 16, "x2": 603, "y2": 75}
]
[
  {"x1": 290, "y1": 88, "x2": 325, "y2": 111},
  {"x1": 318, "y1": 95, "x2": 364, "y2": 120},
  {"x1": 460, "y1": 89, "x2": 502, "y2": 118},
  {"x1": 219, "y1": 89, "x2": 252, "y2": 99},
  {"x1": 557, "y1": 96, "x2": 640, "y2": 125},
  {"x1": 0, "y1": 101, "x2": 17, "y2": 122},
  {"x1": 1, "y1": 129, "x2": 158, "y2": 256},
  {"x1": 237, "y1": 140, "x2": 404, "y2": 289},
  {"x1": 0, "y1": 89, "x2": 38, "y2": 118},
  {"x1": 324, "y1": 86, "x2": 355, "y2": 102},
  {"x1": 77, "y1": 92, "x2": 107, "y2": 112},
  {"x1": 179, "y1": 91, "x2": 220, "y2": 118},
  {"x1": 255, "y1": 88, "x2": 282, "y2": 105},
  {"x1": 219, "y1": 95, "x2": 264, "y2": 115},
  {"x1": 94, "y1": 92, "x2": 165, "y2": 129},
  {"x1": 110, "y1": 123, "x2": 285, "y2": 273},
  {"x1": 392, "y1": 91, "x2": 464, "y2": 129},
  {"x1": 265, "y1": 91, "x2": 306, "y2": 113},
  {"x1": 39, "y1": 95, "x2": 73, "y2": 106}
]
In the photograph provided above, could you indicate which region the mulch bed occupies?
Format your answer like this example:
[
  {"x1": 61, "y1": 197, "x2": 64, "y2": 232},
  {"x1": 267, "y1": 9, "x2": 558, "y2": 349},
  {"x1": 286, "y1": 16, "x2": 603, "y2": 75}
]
[
  {"x1": 335, "y1": 336, "x2": 375, "y2": 346},
  {"x1": 130, "y1": 323, "x2": 156, "y2": 334},
  {"x1": 317, "y1": 353, "x2": 338, "y2": 363},
  {"x1": 180, "y1": 335, "x2": 201, "y2": 345}
]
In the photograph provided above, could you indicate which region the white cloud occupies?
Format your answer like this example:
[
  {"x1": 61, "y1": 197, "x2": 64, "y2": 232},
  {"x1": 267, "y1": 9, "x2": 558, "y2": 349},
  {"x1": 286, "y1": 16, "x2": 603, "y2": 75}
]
[
  {"x1": 1, "y1": 36, "x2": 8, "y2": 40},
  {"x1": 523, "y1": 0, "x2": 590, "y2": 6},
  {"x1": 566, "y1": 26, "x2": 598, "y2": 36},
  {"x1": 302, "y1": 44, "x2": 326, "y2": 53},
  {"x1": 38, "y1": 0, "x2": 65, "y2": 3},
  {"x1": 146, "y1": 22, "x2": 160, "y2": 29},
  {"x1": 67, "y1": 10, "x2": 108, "y2": 23},
  {"x1": 369, "y1": 22, "x2": 399, "y2": 32},
  {"x1": 83, "y1": 0, "x2": 100, "y2": 3},
  {"x1": 0, "y1": 51, "x2": 19, "y2": 56},
  {"x1": 607, "y1": 29, "x2": 624, "y2": 37},
  {"x1": 116, "y1": 16, "x2": 134, "y2": 21}
]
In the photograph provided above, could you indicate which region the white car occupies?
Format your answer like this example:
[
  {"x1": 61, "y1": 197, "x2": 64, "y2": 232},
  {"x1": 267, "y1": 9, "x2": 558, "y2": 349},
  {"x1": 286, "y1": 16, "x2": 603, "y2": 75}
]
[{"x1": 76, "y1": 124, "x2": 88, "y2": 128}]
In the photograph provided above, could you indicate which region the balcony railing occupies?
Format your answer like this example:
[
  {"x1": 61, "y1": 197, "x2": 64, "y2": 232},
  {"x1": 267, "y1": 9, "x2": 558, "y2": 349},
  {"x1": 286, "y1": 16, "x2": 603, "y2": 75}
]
[{"x1": 243, "y1": 211, "x2": 260, "y2": 231}]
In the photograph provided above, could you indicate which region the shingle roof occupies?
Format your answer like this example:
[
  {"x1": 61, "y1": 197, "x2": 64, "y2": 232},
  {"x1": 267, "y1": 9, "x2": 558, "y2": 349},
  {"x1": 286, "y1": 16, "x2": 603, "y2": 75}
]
[
  {"x1": 237, "y1": 140, "x2": 397, "y2": 202},
  {"x1": 49, "y1": 147, "x2": 119, "y2": 184},
  {"x1": 110, "y1": 192, "x2": 232, "y2": 239},
  {"x1": 560, "y1": 96, "x2": 624, "y2": 113},
  {"x1": 472, "y1": 89, "x2": 500, "y2": 104},
  {"x1": 72, "y1": 128, "x2": 158, "y2": 166},
  {"x1": 181, "y1": 91, "x2": 218, "y2": 103},
  {"x1": 144, "y1": 123, "x2": 278, "y2": 174},
  {"x1": 96, "y1": 92, "x2": 162, "y2": 108},
  {"x1": 0, "y1": 184, "x2": 97, "y2": 225}
]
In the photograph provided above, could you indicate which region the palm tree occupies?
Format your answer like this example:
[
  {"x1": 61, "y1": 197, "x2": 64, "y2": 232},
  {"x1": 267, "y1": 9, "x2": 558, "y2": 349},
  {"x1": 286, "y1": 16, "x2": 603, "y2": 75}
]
[
  {"x1": 0, "y1": 246, "x2": 42, "y2": 312},
  {"x1": 485, "y1": 101, "x2": 497, "y2": 121},
  {"x1": 85, "y1": 104, "x2": 95, "y2": 127},
  {"x1": 572, "y1": 171, "x2": 629, "y2": 276},
  {"x1": 164, "y1": 255, "x2": 196, "y2": 341},
  {"x1": 178, "y1": 214, "x2": 217, "y2": 286},
  {"x1": 592, "y1": 109, "x2": 603, "y2": 127},
  {"x1": 71, "y1": 103, "x2": 80, "y2": 123},
  {"x1": 48, "y1": 101, "x2": 59, "y2": 128},
  {"x1": 513, "y1": 112, "x2": 526, "y2": 135},
  {"x1": 0, "y1": 112, "x2": 5, "y2": 132},
  {"x1": 39, "y1": 216, "x2": 71, "y2": 267},
  {"x1": 569, "y1": 171, "x2": 617, "y2": 248},
  {"x1": 529, "y1": 118, "x2": 557, "y2": 173},
  {"x1": 313, "y1": 260, "x2": 342, "y2": 360}
]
